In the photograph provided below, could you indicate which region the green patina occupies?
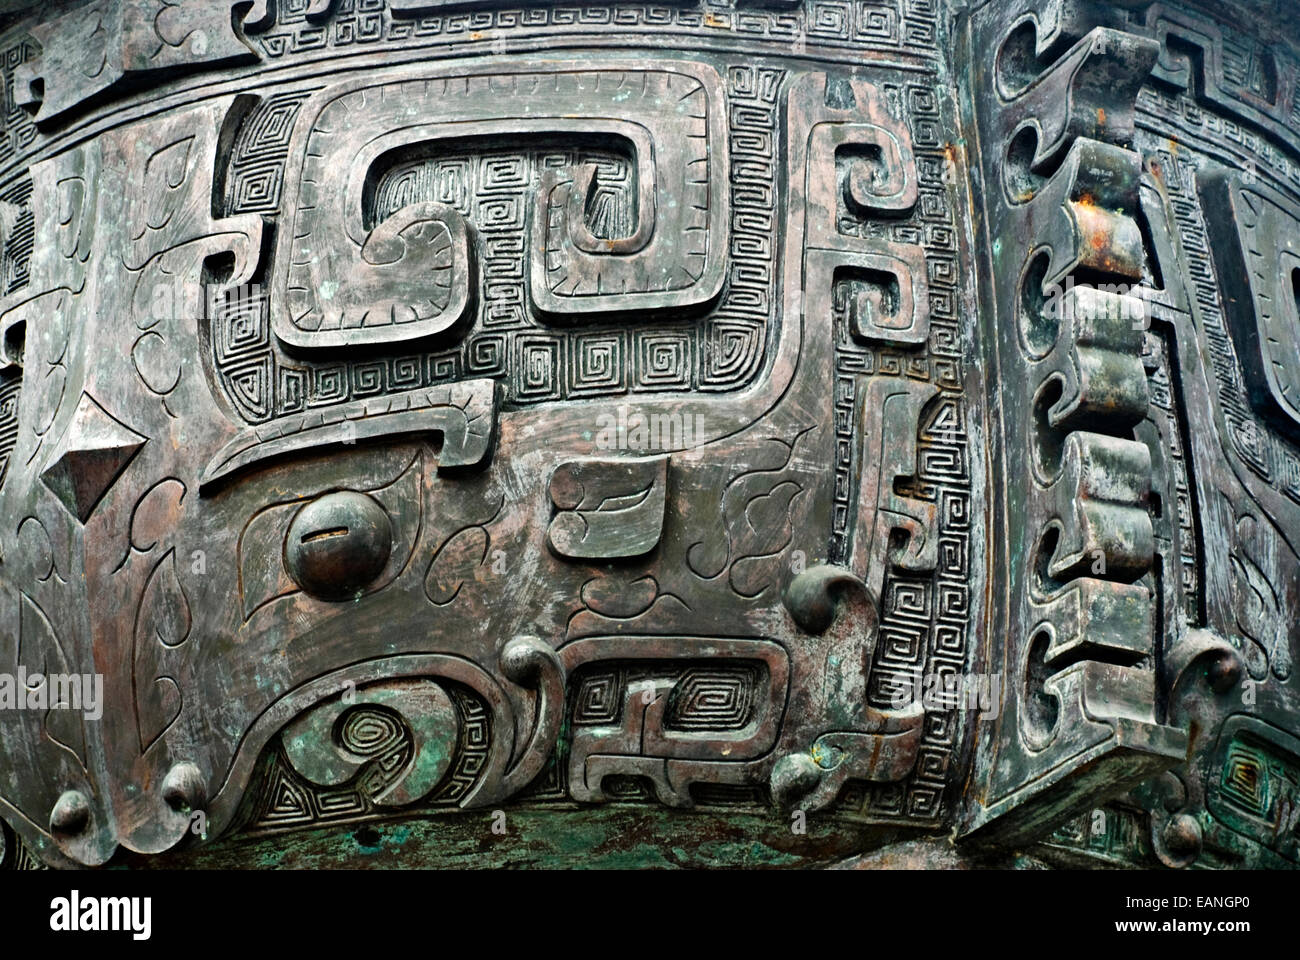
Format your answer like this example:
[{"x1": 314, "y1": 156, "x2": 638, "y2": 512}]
[{"x1": 111, "y1": 805, "x2": 888, "y2": 870}]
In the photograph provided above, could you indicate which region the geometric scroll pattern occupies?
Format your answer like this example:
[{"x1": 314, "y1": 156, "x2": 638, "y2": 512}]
[
  {"x1": 832, "y1": 82, "x2": 969, "y2": 827},
  {"x1": 249, "y1": 0, "x2": 942, "y2": 63},
  {"x1": 223, "y1": 93, "x2": 308, "y2": 215},
  {"x1": 572, "y1": 664, "x2": 762, "y2": 734},
  {"x1": 238, "y1": 686, "x2": 491, "y2": 833},
  {"x1": 209, "y1": 63, "x2": 780, "y2": 421},
  {"x1": 32, "y1": 0, "x2": 1300, "y2": 874}
]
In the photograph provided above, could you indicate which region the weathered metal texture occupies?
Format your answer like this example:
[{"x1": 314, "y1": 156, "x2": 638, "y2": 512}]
[
  {"x1": 960, "y1": 0, "x2": 1299, "y2": 867},
  {"x1": 0, "y1": 0, "x2": 1293, "y2": 871}
]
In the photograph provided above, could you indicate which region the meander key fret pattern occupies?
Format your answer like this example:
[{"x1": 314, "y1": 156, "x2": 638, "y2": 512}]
[{"x1": 0, "y1": 0, "x2": 1295, "y2": 870}]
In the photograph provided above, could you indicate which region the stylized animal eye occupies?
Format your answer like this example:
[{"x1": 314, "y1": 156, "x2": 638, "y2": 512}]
[
  {"x1": 285, "y1": 491, "x2": 393, "y2": 600},
  {"x1": 236, "y1": 448, "x2": 426, "y2": 620}
]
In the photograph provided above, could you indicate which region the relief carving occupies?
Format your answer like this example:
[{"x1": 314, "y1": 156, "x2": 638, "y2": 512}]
[{"x1": 0, "y1": 0, "x2": 1293, "y2": 875}]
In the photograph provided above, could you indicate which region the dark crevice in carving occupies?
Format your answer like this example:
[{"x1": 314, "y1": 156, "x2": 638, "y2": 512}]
[
  {"x1": 0, "y1": 365, "x2": 20, "y2": 490},
  {"x1": 1151, "y1": 318, "x2": 1209, "y2": 628},
  {"x1": 1151, "y1": 553, "x2": 1169, "y2": 724},
  {"x1": 213, "y1": 93, "x2": 262, "y2": 221},
  {"x1": 3, "y1": 318, "x2": 24, "y2": 366},
  {"x1": 1004, "y1": 123, "x2": 1047, "y2": 202},
  {"x1": 688, "y1": 782, "x2": 768, "y2": 808},
  {"x1": 996, "y1": 18, "x2": 1081, "y2": 100},
  {"x1": 1022, "y1": 629, "x2": 1059, "y2": 750},
  {"x1": 22, "y1": 77, "x2": 41, "y2": 111},
  {"x1": 202, "y1": 250, "x2": 237, "y2": 289},
  {"x1": 1291, "y1": 267, "x2": 1300, "y2": 328},
  {"x1": 1031, "y1": 377, "x2": 1064, "y2": 480},
  {"x1": 1018, "y1": 249, "x2": 1057, "y2": 359},
  {"x1": 1032, "y1": 524, "x2": 1063, "y2": 596},
  {"x1": 1135, "y1": 187, "x2": 1167, "y2": 290}
]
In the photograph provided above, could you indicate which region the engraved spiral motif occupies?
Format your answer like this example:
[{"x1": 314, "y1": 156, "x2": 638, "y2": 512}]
[
  {"x1": 337, "y1": 707, "x2": 405, "y2": 760},
  {"x1": 281, "y1": 680, "x2": 463, "y2": 809}
]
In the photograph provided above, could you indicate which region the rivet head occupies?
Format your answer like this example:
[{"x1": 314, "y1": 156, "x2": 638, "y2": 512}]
[
  {"x1": 50, "y1": 790, "x2": 91, "y2": 836},
  {"x1": 286, "y1": 491, "x2": 392, "y2": 600},
  {"x1": 162, "y1": 761, "x2": 206, "y2": 814},
  {"x1": 1163, "y1": 813, "x2": 1202, "y2": 856}
]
